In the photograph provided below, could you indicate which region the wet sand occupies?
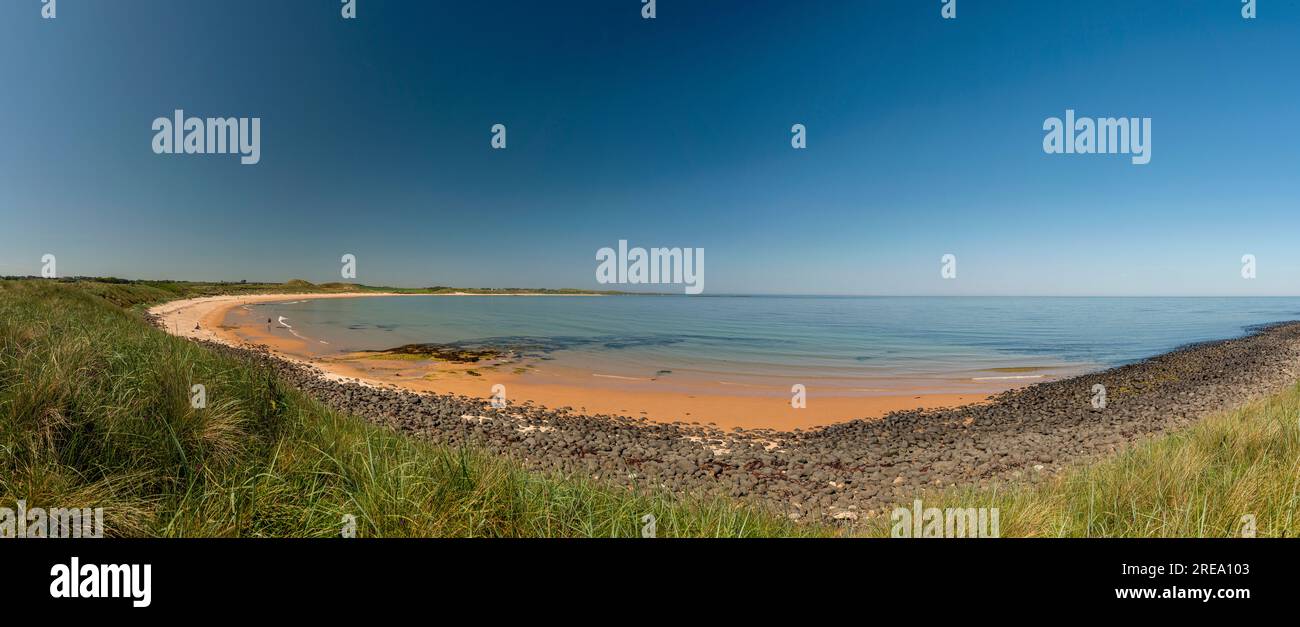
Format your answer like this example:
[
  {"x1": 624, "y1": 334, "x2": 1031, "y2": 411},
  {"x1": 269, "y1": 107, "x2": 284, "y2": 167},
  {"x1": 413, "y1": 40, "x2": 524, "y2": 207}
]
[{"x1": 151, "y1": 293, "x2": 1049, "y2": 430}]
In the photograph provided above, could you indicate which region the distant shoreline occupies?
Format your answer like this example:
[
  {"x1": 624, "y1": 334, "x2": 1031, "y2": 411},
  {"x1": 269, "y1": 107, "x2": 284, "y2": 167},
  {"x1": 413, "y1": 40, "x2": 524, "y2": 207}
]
[{"x1": 19, "y1": 277, "x2": 1300, "y2": 299}]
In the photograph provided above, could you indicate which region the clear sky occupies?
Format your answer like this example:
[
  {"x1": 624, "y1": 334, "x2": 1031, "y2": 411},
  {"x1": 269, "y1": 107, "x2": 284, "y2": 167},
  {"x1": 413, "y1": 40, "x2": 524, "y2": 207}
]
[{"x1": 1, "y1": 0, "x2": 1297, "y2": 295}]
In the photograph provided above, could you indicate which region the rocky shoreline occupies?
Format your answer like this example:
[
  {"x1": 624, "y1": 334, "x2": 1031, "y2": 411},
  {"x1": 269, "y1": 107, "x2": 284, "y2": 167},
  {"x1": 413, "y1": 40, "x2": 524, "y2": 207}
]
[{"x1": 157, "y1": 313, "x2": 1300, "y2": 524}]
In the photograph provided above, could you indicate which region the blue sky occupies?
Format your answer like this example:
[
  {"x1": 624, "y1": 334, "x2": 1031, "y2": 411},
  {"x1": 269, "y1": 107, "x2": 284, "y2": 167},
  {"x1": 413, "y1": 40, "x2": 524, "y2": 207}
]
[{"x1": 1, "y1": 0, "x2": 1297, "y2": 295}]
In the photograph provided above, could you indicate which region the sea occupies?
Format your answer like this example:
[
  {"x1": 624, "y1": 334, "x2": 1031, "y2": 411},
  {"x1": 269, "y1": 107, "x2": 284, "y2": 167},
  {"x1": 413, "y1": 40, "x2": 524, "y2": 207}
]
[{"x1": 245, "y1": 296, "x2": 1300, "y2": 394}]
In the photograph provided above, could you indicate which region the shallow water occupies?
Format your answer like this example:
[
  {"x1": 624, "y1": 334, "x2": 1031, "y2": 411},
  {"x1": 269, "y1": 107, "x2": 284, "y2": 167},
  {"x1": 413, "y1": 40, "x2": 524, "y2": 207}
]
[{"x1": 246, "y1": 296, "x2": 1300, "y2": 393}]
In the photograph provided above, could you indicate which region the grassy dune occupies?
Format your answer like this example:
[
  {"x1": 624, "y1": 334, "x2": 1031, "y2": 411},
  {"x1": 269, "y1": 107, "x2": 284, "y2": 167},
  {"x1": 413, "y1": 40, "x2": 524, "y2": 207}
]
[
  {"x1": 860, "y1": 384, "x2": 1300, "y2": 537},
  {"x1": 0, "y1": 279, "x2": 815, "y2": 537},
  {"x1": 28, "y1": 276, "x2": 623, "y2": 307}
]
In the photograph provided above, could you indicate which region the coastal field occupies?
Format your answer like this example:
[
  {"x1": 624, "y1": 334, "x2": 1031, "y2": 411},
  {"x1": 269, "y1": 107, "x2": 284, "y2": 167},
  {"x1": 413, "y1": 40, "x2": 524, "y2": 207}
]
[{"x1": 3, "y1": 278, "x2": 1299, "y2": 536}]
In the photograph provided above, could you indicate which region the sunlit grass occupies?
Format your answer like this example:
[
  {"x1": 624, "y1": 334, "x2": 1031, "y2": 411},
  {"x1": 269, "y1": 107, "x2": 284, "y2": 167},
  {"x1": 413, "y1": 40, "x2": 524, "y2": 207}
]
[{"x1": 857, "y1": 383, "x2": 1300, "y2": 537}]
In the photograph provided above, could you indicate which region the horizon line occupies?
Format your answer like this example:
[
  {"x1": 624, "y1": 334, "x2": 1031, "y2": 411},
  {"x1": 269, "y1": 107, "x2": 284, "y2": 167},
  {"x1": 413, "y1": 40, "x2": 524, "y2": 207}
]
[{"x1": 10, "y1": 275, "x2": 1300, "y2": 299}]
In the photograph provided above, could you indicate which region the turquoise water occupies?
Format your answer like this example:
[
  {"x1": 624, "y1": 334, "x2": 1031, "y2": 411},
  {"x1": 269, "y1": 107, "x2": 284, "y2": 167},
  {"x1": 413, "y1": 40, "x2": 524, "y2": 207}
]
[{"x1": 250, "y1": 296, "x2": 1300, "y2": 392}]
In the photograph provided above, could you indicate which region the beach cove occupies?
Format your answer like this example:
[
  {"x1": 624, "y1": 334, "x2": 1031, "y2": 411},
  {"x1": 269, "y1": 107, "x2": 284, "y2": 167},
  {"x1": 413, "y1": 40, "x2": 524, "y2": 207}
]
[
  {"x1": 150, "y1": 293, "x2": 1079, "y2": 430},
  {"x1": 150, "y1": 294, "x2": 1300, "y2": 434}
]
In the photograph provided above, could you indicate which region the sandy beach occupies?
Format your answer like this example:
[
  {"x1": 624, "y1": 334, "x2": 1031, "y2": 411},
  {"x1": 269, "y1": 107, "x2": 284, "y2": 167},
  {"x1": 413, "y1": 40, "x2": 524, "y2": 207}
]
[{"x1": 150, "y1": 292, "x2": 1024, "y2": 430}]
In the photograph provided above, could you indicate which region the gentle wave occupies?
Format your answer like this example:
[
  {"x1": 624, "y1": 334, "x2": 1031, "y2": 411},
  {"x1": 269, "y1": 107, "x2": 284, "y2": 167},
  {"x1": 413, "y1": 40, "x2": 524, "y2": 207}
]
[{"x1": 592, "y1": 373, "x2": 648, "y2": 381}]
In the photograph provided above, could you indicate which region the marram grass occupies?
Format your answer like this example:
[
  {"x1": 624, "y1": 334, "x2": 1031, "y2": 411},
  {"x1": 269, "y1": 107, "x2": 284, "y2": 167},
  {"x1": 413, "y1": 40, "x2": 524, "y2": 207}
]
[{"x1": 856, "y1": 380, "x2": 1300, "y2": 537}]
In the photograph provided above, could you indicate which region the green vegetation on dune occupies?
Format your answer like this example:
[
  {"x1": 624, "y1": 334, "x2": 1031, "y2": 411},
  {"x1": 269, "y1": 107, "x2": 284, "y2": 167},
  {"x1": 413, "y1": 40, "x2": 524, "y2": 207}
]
[
  {"x1": 0, "y1": 279, "x2": 817, "y2": 537},
  {"x1": 859, "y1": 384, "x2": 1300, "y2": 537},
  {"x1": 0, "y1": 276, "x2": 630, "y2": 306}
]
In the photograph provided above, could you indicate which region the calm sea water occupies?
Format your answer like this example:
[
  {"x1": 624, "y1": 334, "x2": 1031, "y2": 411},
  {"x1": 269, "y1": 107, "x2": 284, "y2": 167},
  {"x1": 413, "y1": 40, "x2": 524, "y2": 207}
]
[{"x1": 250, "y1": 296, "x2": 1300, "y2": 392}]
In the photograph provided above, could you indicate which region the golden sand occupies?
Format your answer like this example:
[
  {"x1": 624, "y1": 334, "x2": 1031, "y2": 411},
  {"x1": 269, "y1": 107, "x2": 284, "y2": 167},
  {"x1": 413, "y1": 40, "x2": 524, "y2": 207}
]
[{"x1": 150, "y1": 293, "x2": 1034, "y2": 431}]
